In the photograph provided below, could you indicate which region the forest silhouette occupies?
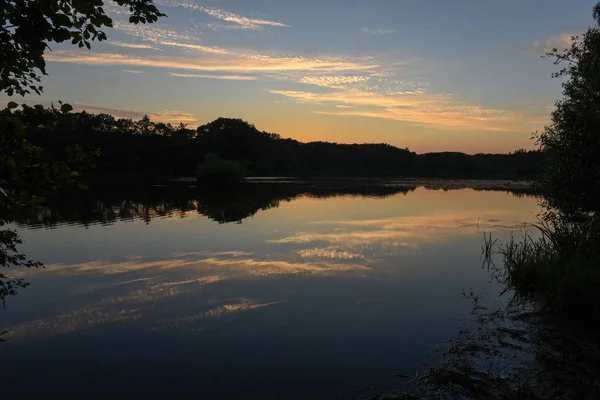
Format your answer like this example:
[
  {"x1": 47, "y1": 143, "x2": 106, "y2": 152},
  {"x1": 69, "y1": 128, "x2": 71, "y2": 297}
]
[{"x1": 10, "y1": 105, "x2": 545, "y2": 181}]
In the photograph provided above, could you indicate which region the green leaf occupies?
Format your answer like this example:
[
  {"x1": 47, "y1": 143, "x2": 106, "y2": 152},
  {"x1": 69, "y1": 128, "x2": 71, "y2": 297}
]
[
  {"x1": 72, "y1": 0, "x2": 90, "y2": 13},
  {"x1": 54, "y1": 13, "x2": 72, "y2": 27},
  {"x1": 7, "y1": 101, "x2": 18, "y2": 109},
  {"x1": 60, "y1": 103, "x2": 73, "y2": 113},
  {"x1": 101, "y1": 15, "x2": 113, "y2": 27}
]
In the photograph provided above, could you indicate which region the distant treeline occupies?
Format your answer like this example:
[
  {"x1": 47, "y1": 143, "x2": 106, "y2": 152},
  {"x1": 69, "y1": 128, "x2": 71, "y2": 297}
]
[{"x1": 15, "y1": 106, "x2": 545, "y2": 180}]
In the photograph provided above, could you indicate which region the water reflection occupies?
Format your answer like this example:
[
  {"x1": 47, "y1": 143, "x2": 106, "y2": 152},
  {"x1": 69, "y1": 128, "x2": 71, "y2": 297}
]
[
  {"x1": 15, "y1": 179, "x2": 537, "y2": 228},
  {"x1": 2, "y1": 181, "x2": 542, "y2": 397}
]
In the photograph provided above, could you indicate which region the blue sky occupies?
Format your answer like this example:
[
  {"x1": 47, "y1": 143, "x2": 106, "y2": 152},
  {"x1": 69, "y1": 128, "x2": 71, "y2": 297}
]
[{"x1": 7, "y1": 0, "x2": 598, "y2": 152}]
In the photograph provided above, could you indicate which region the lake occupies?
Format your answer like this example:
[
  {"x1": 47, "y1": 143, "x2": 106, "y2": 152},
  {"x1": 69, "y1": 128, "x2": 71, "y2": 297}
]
[{"x1": 0, "y1": 179, "x2": 541, "y2": 397}]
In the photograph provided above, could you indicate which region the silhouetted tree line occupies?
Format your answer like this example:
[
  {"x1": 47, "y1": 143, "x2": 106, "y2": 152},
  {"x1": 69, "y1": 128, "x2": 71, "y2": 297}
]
[
  {"x1": 14, "y1": 181, "x2": 538, "y2": 228},
  {"x1": 11, "y1": 105, "x2": 545, "y2": 180}
]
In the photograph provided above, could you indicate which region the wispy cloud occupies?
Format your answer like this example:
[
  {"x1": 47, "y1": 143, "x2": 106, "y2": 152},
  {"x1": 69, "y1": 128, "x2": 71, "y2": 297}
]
[
  {"x1": 169, "y1": 72, "x2": 258, "y2": 80},
  {"x1": 160, "y1": 41, "x2": 229, "y2": 54},
  {"x1": 46, "y1": 51, "x2": 377, "y2": 74},
  {"x1": 198, "y1": 6, "x2": 289, "y2": 30},
  {"x1": 361, "y1": 27, "x2": 397, "y2": 35},
  {"x1": 68, "y1": 103, "x2": 200, "y2": 125},
  {"x1": 270, "y1": 210, "x2": 532, "y2": 251},
  {"x1": 113, "y1": 22, "x2": 228, "y2": 54},
  {"x1": 107, "y1": 40, "x2": 162, "y2": 50},
  {"x1": 299, "y1": 75, "x2": 370, "y2": 89},
  {"x1": 12, "y1": 252, "x2": 369, "y2": 278},
  {"x1": 268, "y1": 89, "x2": 542, "y2": 131},
  {"x1": 44, "y1": 42, "x2": 548, "y2": 131},
  {"x1": 146, "y1": 109, "x2": 200, "y2": 124},
  {"x1": 529, "y1": 32, "x2": 579, "y2": 56},
  {"x1": 206, "y1": 23, "x2": 249, "y2": 31},
  {"x1": 122, "y1": 69, "x2": 144, "y2": 74},
  {"x1": 157, "y1": 0, "x2": 289, "y2": 30}
]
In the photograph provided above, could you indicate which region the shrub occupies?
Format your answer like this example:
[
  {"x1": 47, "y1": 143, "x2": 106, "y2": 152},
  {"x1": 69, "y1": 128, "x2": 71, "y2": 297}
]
[{"x1": 196, "y1": 152, "x2": 249, "y2": 181}]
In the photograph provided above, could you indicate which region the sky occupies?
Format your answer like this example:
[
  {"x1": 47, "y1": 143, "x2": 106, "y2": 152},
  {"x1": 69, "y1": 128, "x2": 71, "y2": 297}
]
[{"x1": 6, "y1": 0, "x2": 599, "y2": 153}]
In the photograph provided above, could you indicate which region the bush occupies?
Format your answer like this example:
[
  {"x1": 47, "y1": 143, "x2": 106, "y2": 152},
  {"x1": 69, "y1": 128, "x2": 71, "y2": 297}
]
[
  {"x1": 492, "y1": 215, "x2": 600, "y2": 314},
  {"x1": 196, "y1": 152, "x2": 249, "y2": 181}
]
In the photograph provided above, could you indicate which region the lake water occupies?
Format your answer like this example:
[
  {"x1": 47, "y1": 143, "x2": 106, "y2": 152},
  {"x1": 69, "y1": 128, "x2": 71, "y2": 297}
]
[{"x1": 1, "y1": 180, "x2": 541, "y2": 397}]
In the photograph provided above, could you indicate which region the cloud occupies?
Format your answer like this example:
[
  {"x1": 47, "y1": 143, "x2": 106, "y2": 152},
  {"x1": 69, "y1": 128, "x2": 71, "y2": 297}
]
[
  {"x1": 45, "y1": 15, "x2": 548, "y2": 133},
  {"x1": 146, "y1": 110, "x2": 200, "y2": 124},
  {"x1": 263, "y1": 206, "x2": 539, "y2": 265},
  {"x1": 169, "y1": 73, "x2": 258, "y2": 80},
  {"x1": 0, "y1": 101, "x2": 199, "y2": 125},
  {"x1": 297, "y1": 247, "x2": 365, "y2": 260},
  {"x1": 529, "y1": 32, "x2": 579, "y2": 56},
  {"x1": 269, "y1": 210, "x2": 533, "y2": 252},
  {"x1": 66, "y1": 103, "x2": 200, "y2": 124},
  {"x1": 361, "y1": 27, "x2": 397, "y2": 35},
  {"x1": 206, "y1": 23, "x2": 250, "y2": 31},
  {"x1": 198, "y1": 6, "x2": 289, "y2": 30},
  {"x1": 198, "y1": 257, "x2": 370, "y2": 276},
  {"x1": 157, "y1": 1, "x2": 289, "y2": 30},
  {"x1": 267, "y1": 89, "x2": 544, "y2": 131},
  {"x1": 9, "y1": 251, "x2": 369, "y2": 279},
  {"x1": 5, "y1": 278, "x2": 276, "y2": 340},
  {"x1": 114, "y1": 22, "x2": 228, "y2": 54},
  {"x1": 299, "y1": 75, "x2": 370, "y2": 89},
  {"x1": 46, "y1": 51, "x2": 377, "y2": 74},
  {"x1": 159, "y1": 41, "x2": 229, "y2": 54},
  {"x1": 106, "y1": 40, "x2": 162, "y2": 50},
  {"x1": 122, "y1": 69, "x2": 144, "y2": 74}
]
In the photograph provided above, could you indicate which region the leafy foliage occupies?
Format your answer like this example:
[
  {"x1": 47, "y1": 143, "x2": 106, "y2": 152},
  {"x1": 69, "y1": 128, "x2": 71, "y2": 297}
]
[
  {"x1": 1, "y1": 0, "x2": 165, "y2": 95},
  {"x1": 0, "y1": 230, "x2": 41, "y2": 307},
  {"x1": 538, "y1": 3, "x2": 600, "y2": 214},
  {"x1": 1, "y1": 102, "x2": 95, "y2": 307},
  {"x1": 196, "y1": 152, "x2": 250, "y2": 181},
  {"x1": 1, "y1": 102, "x2": 92, "y2": 223}
]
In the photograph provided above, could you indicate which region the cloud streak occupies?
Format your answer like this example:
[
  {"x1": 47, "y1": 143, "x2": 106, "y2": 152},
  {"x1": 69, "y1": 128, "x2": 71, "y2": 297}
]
[
  {"x1": 299, "y1": 75, "x2": 370, "y2": 89},
  {"x1": 45, "y1": 47, "x2": 545, "y2": 131},
  {"x1": 107, "y1": 40, "x2": 162, "y2": 50},
  {"x1": 361, "y1": 27, "x2": 397, "y2": 35},
  {"x1": 66, "y1": 103, "x2": 200, "y2": 124},
  {"x1": 46, "y1": 51, "x2": 377, "y2": 74},
  {"x1": 169, "y1": 73, "x2": 258, "y2": 80},
  {"x1": 267, "y1": 89, "x2": 542, "y2": 131},
  {"x1": 529, "y1": 32, "x2": 579, "y2": 56},
  {"x1": 160, "y1": 41, "x2": 229, "y2": 54},
  {"x1": 157, "y1": 1, "x2": 289, "y2": 30},
  {"x1": 197, "y1": 6, "x2": 289, "y2": 30},
  {"x1": 113, "y1": 22, "x2": 228, "y2": 54}
]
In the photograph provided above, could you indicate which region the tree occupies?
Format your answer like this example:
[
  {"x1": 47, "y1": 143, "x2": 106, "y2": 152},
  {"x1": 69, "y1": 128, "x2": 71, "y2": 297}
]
[
  {"x1": 0, "y1": 0, "x2": 165, "y2": 323},
  {"x1": 539, "y1": 3, "x2": 600, "y2": 214},
  {"x1": 1, "y1": 0, "x2": 165, "y2": 96},
  {"x1": 0, "y1": 102, "x2": 95, "y2": 314}
]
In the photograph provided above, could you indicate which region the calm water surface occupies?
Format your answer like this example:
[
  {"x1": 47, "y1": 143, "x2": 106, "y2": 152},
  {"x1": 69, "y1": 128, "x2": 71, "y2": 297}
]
[{"x1": 1, "y1": 181, "x2": 540, "y2": 397}]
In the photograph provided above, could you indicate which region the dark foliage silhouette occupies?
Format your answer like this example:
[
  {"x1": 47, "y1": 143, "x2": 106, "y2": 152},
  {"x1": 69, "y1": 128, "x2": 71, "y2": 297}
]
[
  {"x1": 539, "y1": 4, "x2": 600, "y2": 214},
  {"x1": 5, "y1": 106, "x2": 546, "y2": 181},
  {"x1": 1, "y1": 0, "x2": 165, "y2": 95}
]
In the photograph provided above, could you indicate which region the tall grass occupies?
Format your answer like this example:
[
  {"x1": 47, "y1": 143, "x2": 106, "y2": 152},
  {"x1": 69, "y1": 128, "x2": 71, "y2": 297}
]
[{"x1": 486, "y1": 215, "x2": 600, "y2": 315}]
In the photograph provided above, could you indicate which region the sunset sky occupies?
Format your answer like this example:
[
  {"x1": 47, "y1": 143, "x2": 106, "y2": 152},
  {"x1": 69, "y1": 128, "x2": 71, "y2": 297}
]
[{"x1": 6, "y1": 0, "x2": 598, "y2": 153}]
